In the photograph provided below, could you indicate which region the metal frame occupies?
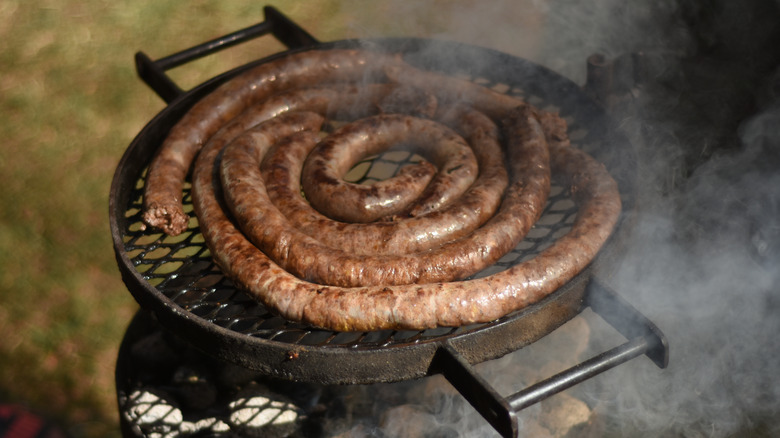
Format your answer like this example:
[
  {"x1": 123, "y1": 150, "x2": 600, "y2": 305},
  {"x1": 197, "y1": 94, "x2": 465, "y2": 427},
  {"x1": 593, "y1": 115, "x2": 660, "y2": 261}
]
[
  {"x1": 113, "y1": 7, "x2": 668, "y2": 437},
  {"x1": 436, "y1": 280, "x2": 667, "y2": 437},
  {"x1": 134, "y1": 6, "x2": 319, "y2": 103}
]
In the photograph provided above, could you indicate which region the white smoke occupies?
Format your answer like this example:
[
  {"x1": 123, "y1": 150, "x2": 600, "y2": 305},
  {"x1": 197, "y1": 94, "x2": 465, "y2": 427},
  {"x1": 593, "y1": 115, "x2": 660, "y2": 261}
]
[
  {"x1": 347, "y1": 1, "x2": 780, "y2": 436},
  {"x1": 533, "y1": 1, "x2": 780, "y2": 436},
  {"x1": 588, "y1": 98, "x2": 780, "y2": 437}
]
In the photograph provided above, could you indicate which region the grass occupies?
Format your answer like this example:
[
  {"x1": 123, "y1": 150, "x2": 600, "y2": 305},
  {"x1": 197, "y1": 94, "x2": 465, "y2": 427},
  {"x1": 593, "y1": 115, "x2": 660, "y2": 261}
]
[{"x1": 0, "y1": 1, "x2": 470, "y2": 436}]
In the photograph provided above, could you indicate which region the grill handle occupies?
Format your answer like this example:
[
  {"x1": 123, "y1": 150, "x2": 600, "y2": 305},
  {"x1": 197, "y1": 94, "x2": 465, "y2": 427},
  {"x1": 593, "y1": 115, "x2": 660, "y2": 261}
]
[
  {"x1": 433, "y1": 280, "x2": 668, "y2": 438},
  {"x1": 134, "y1": 6, "x2": 319, "y2": 103}
]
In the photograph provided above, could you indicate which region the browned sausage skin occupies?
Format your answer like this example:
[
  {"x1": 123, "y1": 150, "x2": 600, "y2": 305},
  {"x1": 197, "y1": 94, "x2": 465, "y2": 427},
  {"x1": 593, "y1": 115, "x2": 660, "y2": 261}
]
[
  {"x1": 263, "y1": 104, "x2": 507, "y2": 255},
  {"x1": 191, "y1": 111, "x2": 326, "y2": 270},
  {"x1": 141, "y1": 47, "x2": 622, "y2": 332},
  {"x1": 142, "y1": 49, "x2": 405, "y2": 235},
  {"x1": 384, "y1": 62, "x2": 525, "y2": 119},
  {"x1": 303, "y1": 142, "x2": 620, "y2": 331},
  {"x1": 218, "y1": 105, "x2": 549, "y2": 287},
  {"x1": 300, "y1": 114, "x2": 478, "y2": 223},
  {"x1": 203, "y1": 109, "x2": 620, "y2": 331}
]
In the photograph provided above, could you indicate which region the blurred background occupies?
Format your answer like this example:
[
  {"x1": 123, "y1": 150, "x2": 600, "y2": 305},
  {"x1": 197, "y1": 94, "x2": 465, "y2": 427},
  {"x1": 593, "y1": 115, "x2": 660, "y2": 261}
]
[{"x1": 2, "y1": 1, "x2": 779, "y2": 437}]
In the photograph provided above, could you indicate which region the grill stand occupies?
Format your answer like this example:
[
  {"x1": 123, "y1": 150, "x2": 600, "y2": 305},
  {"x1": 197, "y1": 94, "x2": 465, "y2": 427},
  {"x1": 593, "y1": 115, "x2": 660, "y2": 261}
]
[
  {"x1": 116, "y1": 279, "x2": 667, "y2": 437},
  {"x1": 119, "y1": 7, "x2": 669, "y2": 437},
  {"x1": 433, "y1": 280, "x2": 667, "y2": 438}
]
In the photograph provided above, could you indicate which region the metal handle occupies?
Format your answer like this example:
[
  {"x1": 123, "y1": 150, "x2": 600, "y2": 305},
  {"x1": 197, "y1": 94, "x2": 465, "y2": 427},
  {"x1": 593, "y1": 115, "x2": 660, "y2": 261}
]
[
  {"x1": 434, "y1": 280, "x2": 669, "y2": 438},
  {"x1": 134, "y1": 6, "x2": 319, "y2": 103}
]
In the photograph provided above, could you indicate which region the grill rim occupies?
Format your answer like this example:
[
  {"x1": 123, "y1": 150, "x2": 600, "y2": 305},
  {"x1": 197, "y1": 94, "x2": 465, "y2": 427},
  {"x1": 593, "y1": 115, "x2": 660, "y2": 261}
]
[{"x1": 110, "y1": 36, "x2": 636, "y2": 385}]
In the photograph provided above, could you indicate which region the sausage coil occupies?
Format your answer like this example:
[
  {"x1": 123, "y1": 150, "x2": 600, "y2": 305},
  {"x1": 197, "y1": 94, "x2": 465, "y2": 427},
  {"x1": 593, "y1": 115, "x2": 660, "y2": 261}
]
[{"x1": 141, "y1": 48, "x2": 622, "y2": 331}]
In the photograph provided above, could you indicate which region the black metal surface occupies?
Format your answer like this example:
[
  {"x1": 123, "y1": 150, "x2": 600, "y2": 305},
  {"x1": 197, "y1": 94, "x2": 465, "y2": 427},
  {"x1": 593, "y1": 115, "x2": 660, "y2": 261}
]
[
  {"x1": 134, "y1": 6, "x2": 318, "y2": 103},
  {"x1": 508, "y1": 337, "x2": 650, "y2": 411},
  {"x1": 585, "y1": 280, "x2": 669, "y2": 369},
  {"x1": 110, "y1": 14, "x2": 639, "y2": 388},
  {"x1": 432, "y1": 343, "x2": 519, "y2": 437}
]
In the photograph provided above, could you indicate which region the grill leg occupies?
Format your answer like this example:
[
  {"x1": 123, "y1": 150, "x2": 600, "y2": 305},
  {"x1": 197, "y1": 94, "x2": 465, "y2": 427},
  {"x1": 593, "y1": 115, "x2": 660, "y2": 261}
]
[
  {"x1": 432, "y1": 344, "x2": 518, "y2": 437},
  {"x1": 434, "y1": 279, "x2": 669, "y2": 438}
]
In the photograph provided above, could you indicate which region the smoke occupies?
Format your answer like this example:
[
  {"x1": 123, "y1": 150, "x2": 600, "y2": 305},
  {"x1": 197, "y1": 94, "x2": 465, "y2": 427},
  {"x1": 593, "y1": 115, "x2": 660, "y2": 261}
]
[
  {"x1": 590, "y1": 97, "x2": 780, "y2": 437},
  {"x1": 529, "y1": 0, "x2": 780, "y2": 436},
  {"x1": 347, "y1": 0, "x2": 780, "y2": 436}
]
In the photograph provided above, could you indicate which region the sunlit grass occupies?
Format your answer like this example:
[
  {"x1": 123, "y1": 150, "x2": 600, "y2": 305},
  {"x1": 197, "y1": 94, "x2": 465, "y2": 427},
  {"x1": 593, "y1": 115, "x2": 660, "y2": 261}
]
[{"x1": 0, "y1": 1, "x2": 472, "y2": 436}]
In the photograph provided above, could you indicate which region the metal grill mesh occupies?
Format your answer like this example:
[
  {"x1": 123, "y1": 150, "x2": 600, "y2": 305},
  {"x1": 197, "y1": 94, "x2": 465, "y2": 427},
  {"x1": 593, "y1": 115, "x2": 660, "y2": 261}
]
[{"x1": 123, "y1": 172, "x2": 579, "y2": 347}]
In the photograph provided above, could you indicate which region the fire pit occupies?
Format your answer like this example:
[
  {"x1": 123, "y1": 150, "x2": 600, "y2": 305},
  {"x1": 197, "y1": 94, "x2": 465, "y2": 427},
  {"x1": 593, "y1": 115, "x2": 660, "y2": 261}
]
[{"x1": 110, "y1": 6, "x2": 667, "y2": 437}]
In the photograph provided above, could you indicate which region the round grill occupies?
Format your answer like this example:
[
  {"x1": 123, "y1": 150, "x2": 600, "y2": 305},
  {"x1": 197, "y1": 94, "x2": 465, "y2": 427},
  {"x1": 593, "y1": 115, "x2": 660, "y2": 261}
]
[{"x1": 110, "y1": 37, "x2": 634, "y2": 385}]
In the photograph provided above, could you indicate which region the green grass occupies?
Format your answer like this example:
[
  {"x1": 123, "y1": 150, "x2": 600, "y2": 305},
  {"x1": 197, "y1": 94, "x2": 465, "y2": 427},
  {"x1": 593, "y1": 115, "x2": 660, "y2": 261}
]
[{"x1": 0, "y1": 1, "x2": 467, "y2": 436}]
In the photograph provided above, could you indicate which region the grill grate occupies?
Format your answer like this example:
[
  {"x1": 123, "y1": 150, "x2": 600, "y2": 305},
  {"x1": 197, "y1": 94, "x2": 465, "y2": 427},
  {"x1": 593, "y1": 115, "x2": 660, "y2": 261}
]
[{"x1": 122, "y1": 151, "x2": 580, "y2": 349}]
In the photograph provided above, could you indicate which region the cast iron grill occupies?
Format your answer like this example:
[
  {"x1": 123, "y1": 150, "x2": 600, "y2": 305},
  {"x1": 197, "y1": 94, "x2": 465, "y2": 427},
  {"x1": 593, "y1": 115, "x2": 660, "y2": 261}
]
[{"x1": 111, "y1": 6, "x2": 667, "y2": 437}]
